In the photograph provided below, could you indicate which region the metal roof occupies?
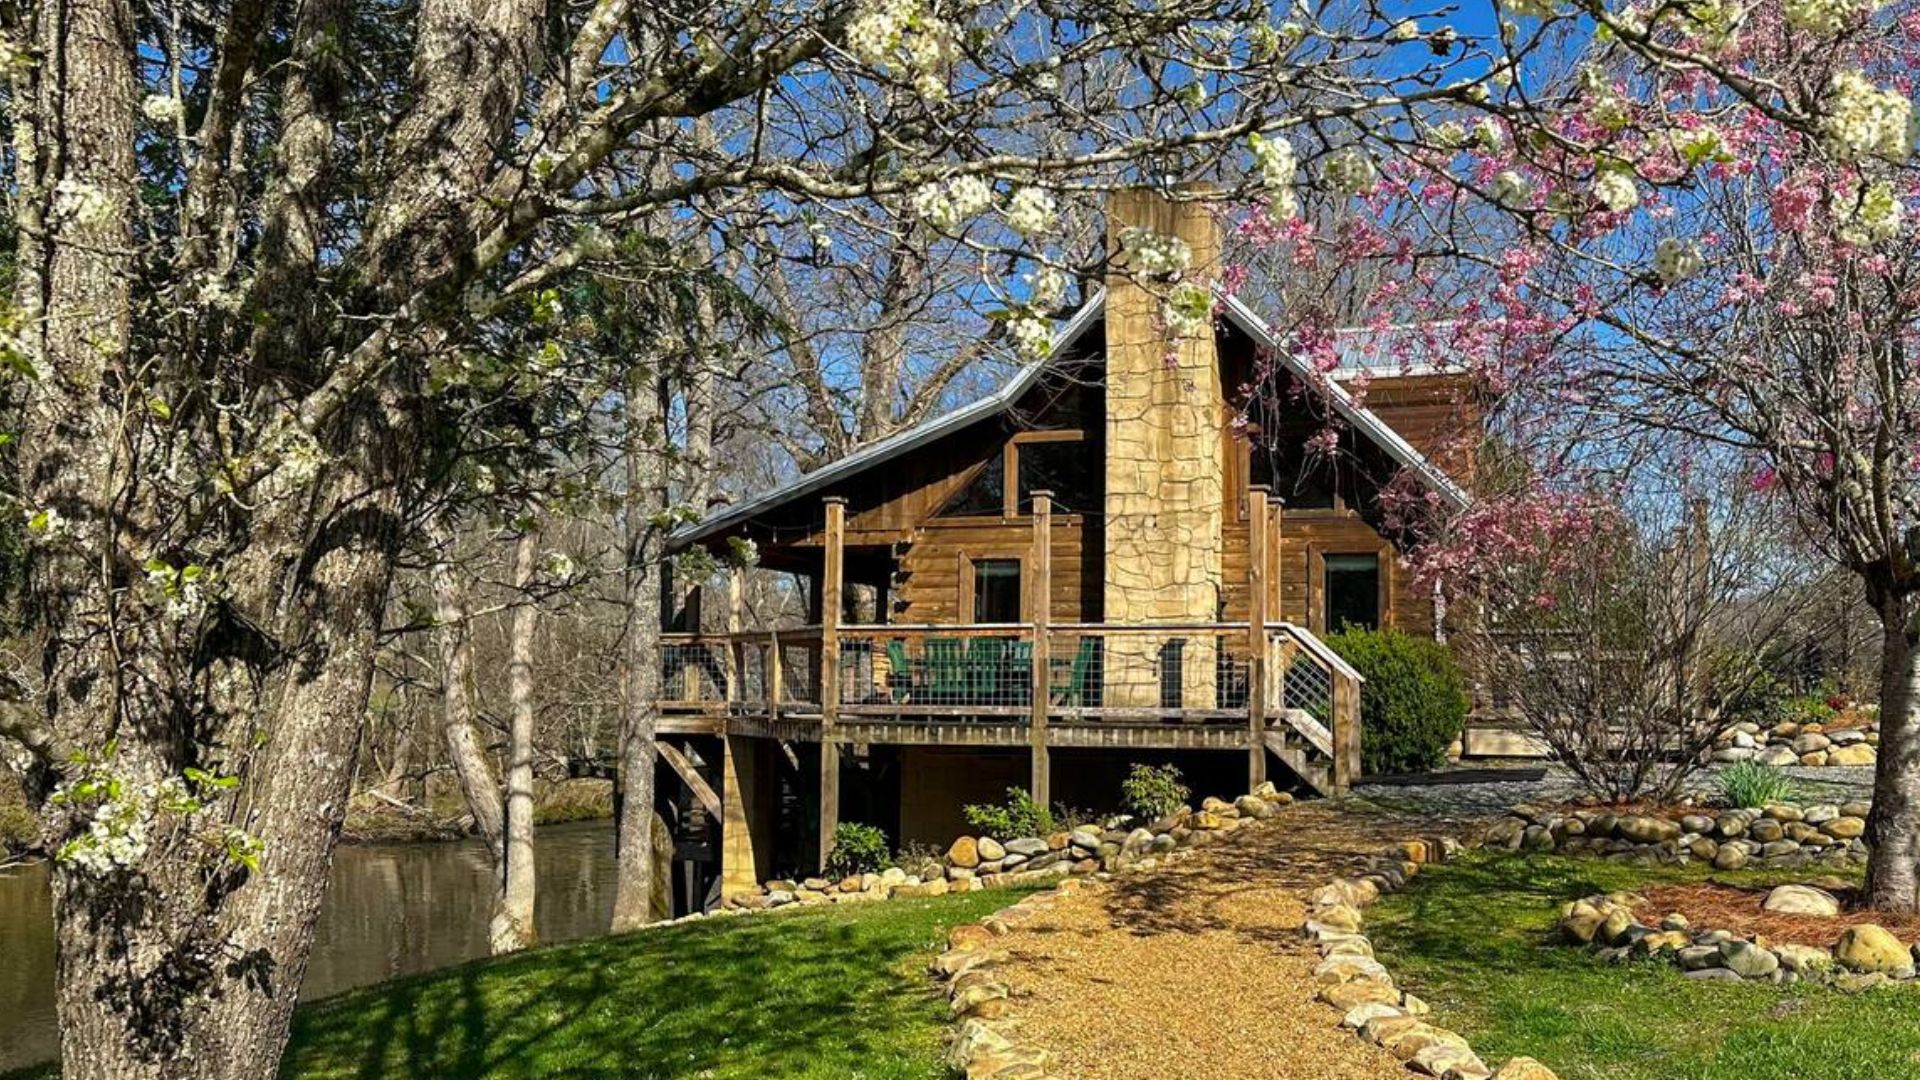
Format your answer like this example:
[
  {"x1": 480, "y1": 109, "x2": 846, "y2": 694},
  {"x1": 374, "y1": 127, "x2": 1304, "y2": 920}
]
[{"x1": 669, "y1": 288, "x2": 1468, "y2": 551}]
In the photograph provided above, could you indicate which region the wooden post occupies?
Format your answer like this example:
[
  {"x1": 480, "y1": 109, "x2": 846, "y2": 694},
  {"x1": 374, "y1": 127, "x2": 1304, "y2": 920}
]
[
  {"x1": 719, "y1": 734, "x2": 761, "y2": 901},
  {"x1": 1332, "y1": 673, "x2": 1360, "y2": 795},
  {"x1": 818, "y1": 497, "x2": 845, "y2": 870},
  {"x1": 1246, "y1": 485, "x2": 1269, "y2": 789},
  {"x1": 725, "y1": 569, "x2": 744, "y2": 705},
  {"x1": 1269, "y1": 497, "x2": 1286, "y2": 620},
  {"x1": 1028, "y1": 492, "x2": 1053, "y2": 808},
  {"x1": 681, "y1": 584, "x2": 704, "y2": 700}
]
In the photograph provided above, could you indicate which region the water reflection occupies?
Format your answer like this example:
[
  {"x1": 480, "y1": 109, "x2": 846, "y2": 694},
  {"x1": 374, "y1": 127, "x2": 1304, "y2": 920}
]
[{"x1": 0, "y1": 821, "x2": 615, "y2": 1072}]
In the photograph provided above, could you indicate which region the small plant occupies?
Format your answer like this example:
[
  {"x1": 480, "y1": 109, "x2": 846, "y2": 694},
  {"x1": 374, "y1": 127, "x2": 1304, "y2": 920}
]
[
  {"x1": 891, "y1": 839, "x2": 944, "y2": 872},
  {"x1": 1718, "y1": 760, "x2": 1795, "y2": 809},
  {"x1": 1119, "y1": 763, "x2": 1190, "y2": 822},
  {"x1": 824, "y1": 822, "x2": 889, "y2": 878},
  {"x1": 962, "y1": 787, "x2": 1054, "y2": 839}
]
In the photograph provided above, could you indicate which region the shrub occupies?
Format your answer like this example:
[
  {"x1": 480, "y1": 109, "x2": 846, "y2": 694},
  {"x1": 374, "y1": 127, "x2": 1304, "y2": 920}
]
[
  {"x1": 1718, "y1": 761, "x2": 1795, "y2": 809},
  {"x1": 891, "y1": 839, "x2": 944, "y2": 872},
  {"x1": 824, "y1": 822, "x2": 889, "y2": 878},
  {"x1": 1324, "y1": 627, "x2": 1470, "y2": 777},
  {"x1": 1119, "y1": 763, "x2": 1190, "y2": 822},
  {"x1": 1720, "y1": 669, "x2": 1796, "y2": 729},
  {"x1": 962, "y1": 787, "x2": 1054, "y2": 839}
]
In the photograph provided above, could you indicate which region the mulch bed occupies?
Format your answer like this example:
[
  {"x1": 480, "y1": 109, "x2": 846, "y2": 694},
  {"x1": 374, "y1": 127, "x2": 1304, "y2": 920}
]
[{"x1": 1633, "y1": 881, "x2": 1920, "y2": 948}]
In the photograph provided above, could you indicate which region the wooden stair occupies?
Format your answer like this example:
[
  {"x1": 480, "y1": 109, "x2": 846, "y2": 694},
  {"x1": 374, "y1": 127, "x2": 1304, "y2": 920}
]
[{"x1": 1264, "y1": 711, "x2": 1335, "y2": 797}]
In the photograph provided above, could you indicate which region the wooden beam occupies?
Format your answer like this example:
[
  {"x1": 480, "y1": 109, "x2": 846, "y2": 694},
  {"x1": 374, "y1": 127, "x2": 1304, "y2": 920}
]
[
  {"x1": 818, "y1": 497, "x2": 846, "y2": 870},
  {"x1": 1246, "y1": 484, "x2": 1269, "y2": 790},
  {"x1": 657, "y1": 739, "x2": 723, "y2": 820},
  {"x1": 1028, "y1": 491, "x2": 1053, "y2": 808},
  {"x1": 725, "y1": 569, "x2": 744, "y2": 703}
]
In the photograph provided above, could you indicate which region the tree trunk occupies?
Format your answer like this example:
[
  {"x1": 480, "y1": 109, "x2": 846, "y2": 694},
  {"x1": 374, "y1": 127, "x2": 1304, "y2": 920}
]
[
  {"x1": 494, "y1": 528, "x2": 540, "y2": 953},
  {"x1": 1866, "y1": 592, "x2": 1920, "y2": 911},
  {"x1": 429, "y1": 529, "x2": 506, "y2": 856},
  {"x1": 612, "y1": 368, "x2": 665, "y2": 932}
]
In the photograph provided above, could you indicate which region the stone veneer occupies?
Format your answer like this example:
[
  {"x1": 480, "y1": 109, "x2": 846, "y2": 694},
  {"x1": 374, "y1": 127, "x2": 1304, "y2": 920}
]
[{"x1": 1102, "y1": 189, "x2": 1225, "y2": 708}]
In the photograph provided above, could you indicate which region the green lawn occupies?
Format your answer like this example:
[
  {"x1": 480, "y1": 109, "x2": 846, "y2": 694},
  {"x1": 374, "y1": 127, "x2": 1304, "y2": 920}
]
[
  {"x1": 1367, "y1": 853, "x2": 1920, "y2": 1080},
  {"x1": 278, "y1": 889, "x2": 1017, "y2": 1079}
]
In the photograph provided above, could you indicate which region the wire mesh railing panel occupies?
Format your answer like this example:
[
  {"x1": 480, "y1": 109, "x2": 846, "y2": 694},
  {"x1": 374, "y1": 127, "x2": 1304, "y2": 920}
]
[
  {"x1": 1050, "y1": 630, "x2": 1252, "y2": 720},
  {"x1": 841, "y1": 630, "x2": 1035, "y2": 712},
  {"x1": 778, "y1": 641, "x2": 821, "y2": 705},
  {"x1": 661, "y1": 641, "x2": 729, "y2": 703}
]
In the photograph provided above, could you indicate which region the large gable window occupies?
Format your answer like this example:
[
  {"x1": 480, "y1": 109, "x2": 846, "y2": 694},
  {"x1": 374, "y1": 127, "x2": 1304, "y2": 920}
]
[
  {"x1": 1017, "y1": 436, "x2": 1095, "y2": 515},
  {"x1": 940, "y1": 458, "x2": 1005, "y2": 517}
]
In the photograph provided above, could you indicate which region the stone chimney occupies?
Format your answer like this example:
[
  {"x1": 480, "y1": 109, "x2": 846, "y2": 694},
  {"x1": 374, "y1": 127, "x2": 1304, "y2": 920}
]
[{"x1": 1102, "y1": 189, "x2": 1226, "y2": 707}]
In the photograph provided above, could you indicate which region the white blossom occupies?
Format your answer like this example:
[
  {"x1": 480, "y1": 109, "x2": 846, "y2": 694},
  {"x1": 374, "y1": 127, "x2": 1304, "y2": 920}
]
[
  {"x1": 1119, "y1": 227, "x2": 1192, "y2": 276},
  {"x1": 1783, "y1": 0, "x2": 1882, "y2": 32},
  {"x1": 543, "y1": 551, "x2": 578, "y2": 582},
  {"x1": 1008, "y1": 309, "x2": 1054, "y2": 359},
  {"x1": 1821, "y1": 69, "x2": 1917, "y2": 161},
  {"x1": 1250, "y1": 133, "x2": 1300, "y2": 220},
  {"x1": 1431, "y1": 121, "x2": 1468, "y2": 149},
  {"x1": 1387, "y1": 18, "x2": 1421, "y2": 39},
  {"x1": 142, "y1": 94, "x2": 184, "y2": 124},
  {"x1": 278, "y1": 431, "x2": 327, "y2": 485},
  {"x1": 846, "y1": 7, "x2": 905, "y2": 68},
  {"x1": 1027, "y1": 265, "x2": 1068, "y2": 308},
  {"x1": 1492, "y1": 169, "x2": 1533, "y2": 207},
  {"x1": 1162, "y1": 281, "x2": 1213, "y2": 338},
  {"x1": 1322, "y1": 148, "x2": 1378, "y2": 196},
  {"x1": 1004, "y1": 187, "x2": 1057, "y2": 237},
  {"x1": 912, "y1": 175, "x2": 996, "y2": 231},
  {"x1": 1592, "y1": 170, "x2": 1640, "y2": 212},
  {"x1": 1837, "y1": 179, "x2": 1905, "y2": 244},
  {"x1": 1502, "y1": 0, "x2": 1562, "y2": 18},
  {"x1": 1474, "y1": 118, "x2": 1506, "y2": 153},
  {"x1": 1653, "y1": 237, "x2": 1704, "y2": 284}
]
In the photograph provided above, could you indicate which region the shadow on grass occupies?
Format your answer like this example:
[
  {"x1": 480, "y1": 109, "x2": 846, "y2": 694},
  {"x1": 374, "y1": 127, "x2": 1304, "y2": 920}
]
[{"x1": 274, "y1": 889, "x2": 1022, "y2": 1080}]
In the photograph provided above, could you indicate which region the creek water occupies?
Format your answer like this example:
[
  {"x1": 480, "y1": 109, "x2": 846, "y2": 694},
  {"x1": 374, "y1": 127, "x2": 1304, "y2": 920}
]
[{"x1": 0, "y1": 820, "x2": 617, "y2": 1072}]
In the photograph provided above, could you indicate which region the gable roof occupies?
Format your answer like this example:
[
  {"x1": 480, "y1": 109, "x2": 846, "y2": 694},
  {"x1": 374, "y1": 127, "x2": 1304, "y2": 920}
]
[{"x1": 670, "y1": 290, "x2": 1469, "y2": 551}]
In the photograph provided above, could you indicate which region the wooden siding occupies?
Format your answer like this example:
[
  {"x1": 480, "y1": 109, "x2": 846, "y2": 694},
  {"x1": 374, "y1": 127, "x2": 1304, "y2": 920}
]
[
  {"x1": 890, "y1": 516, "x2": 1094, "y2": 623},
  {"x1": 1221, "y1": 512, "x2": 1434, "y2": 635}
]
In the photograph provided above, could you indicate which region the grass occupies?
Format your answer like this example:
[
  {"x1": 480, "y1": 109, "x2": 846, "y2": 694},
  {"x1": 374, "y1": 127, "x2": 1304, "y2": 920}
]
[
  {"x1": 283, "y1": 889, "x2": 1016, "y2": 1079},
  {"x1": 1368, "y1": 852, "x2": 1920, "y2": 1080},
  {"x1": 5, "y1": 887, "x2": 1022, "y2": 1080}
]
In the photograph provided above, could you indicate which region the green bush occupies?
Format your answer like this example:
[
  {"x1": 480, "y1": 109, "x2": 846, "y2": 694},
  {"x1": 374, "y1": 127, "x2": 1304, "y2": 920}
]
[
  {"x1": 1324, "y1": 627, "x2": 1470, "y2": 777},
  {"x1": 1720, "y1": 669, "x2": 1797, "y2": 728},
  {"x1": 824, "y1": 822, "x2": 890, "y2": 878},
  {"x1": 1119, "y1": 763, "x2": 1190, "y2": 822},
  {"x1": 962, "y1": 787, "x2": 1054, "y2": 839},
  {"x1": 1718, "y1": 761, "x2": 1795, "y2": 808}
]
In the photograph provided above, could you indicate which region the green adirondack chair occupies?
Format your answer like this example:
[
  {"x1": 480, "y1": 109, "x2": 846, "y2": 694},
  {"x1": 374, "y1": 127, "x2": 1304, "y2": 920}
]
[
  {"x1": 1056, "y1": 636, "x2": 1100, "y2": 707},
  {"x1": 924, "y1": 638, "x2": 968, "y2": 703},
  {"x1": 885, "y1": 638, "x2": 918, "y2": 703},
  {"x1": 968, "y1": 637, "x2": 1014, "y2": 704}
]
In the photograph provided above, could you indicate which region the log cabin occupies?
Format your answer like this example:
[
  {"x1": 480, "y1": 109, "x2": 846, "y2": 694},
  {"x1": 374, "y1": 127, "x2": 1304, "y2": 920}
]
[{"x1": 651, "y1": 190, "x2": 1480, "y2": 907}]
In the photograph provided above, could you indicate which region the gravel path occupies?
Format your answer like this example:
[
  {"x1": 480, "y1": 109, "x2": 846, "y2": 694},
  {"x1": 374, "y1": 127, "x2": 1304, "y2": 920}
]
[{"x1": 992, "y1": 802, "x2": 1448, "y2": 1080}]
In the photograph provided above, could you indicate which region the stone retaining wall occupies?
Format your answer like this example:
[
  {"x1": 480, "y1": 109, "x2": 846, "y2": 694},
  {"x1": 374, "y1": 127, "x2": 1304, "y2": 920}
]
[
  {"x1": 729, "y1": 789, "x2": 1294, "y2": 911},
  {"x1": 1711, "y1": 717, "x2": 1877, "y2": 767},
  {"x1": 1482, "y1": 801, "x2": 1871, "y2": 871}
]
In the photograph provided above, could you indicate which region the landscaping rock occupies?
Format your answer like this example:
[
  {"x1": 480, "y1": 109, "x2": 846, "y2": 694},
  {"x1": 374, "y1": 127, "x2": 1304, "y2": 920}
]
[
  {"x1": 1774, "y1": 944, "x2": 1834, "y2": 975},
  {"x1": 1755, "y1": 746, "x2": 1800, "y2": 767},
  {"x1": 1835, "y1": 924, "x2": 1914, "y2": 978},
  {"x1": 1003, "y1": 837, "x2": 1047, "y2": 858},
  {"x1": 1319, "y1": 981, "x2": 1403, "y2": 1009},
  {"x1": 976, "y1": 837, "x2": 1006, "y2": 862},
  {"x1": 1718, "y1": 940, "x2": 1779, "y2": 979},
  {"x1": 1491, "y1": 1059, "x2": 1560, "y2": 1080},
  {"x1": 1618, "y1": 816, "x2": 1680, "y2": 844},
  {"x1": 1823, "y1": 816, "x2": 1867, "y2": 840},
  {"x1": 1829, "y1": 744, "x2": 1877, "y2": 767},
  {"x1": 1762, "y1": 884, "x2": 1840, "y2": 916}
]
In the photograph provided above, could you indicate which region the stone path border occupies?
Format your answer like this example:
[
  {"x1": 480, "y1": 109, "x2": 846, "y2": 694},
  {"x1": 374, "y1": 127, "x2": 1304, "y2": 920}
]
[{"x1": 1300, "y1": 836, "x2": 1562, "y2": 1080}]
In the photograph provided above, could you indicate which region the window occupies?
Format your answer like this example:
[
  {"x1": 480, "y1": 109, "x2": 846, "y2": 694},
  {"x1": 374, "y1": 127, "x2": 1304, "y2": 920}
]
[
  {"x1": 1017, "y1": 438, "x2": 1096, "y2": 515},
  {"x1": 971, "y1": 559, "x2": 1022, "y2": 623},
  {"x1": 1323, "y1": 553, "x2": 1381, "y2": 632},
  {"x1": 941, "y1": 458, "x2": 1004, "y2": 517},
  {"x1": 1251, "y1": 432, "x2": 1336, "y2": 510}
]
